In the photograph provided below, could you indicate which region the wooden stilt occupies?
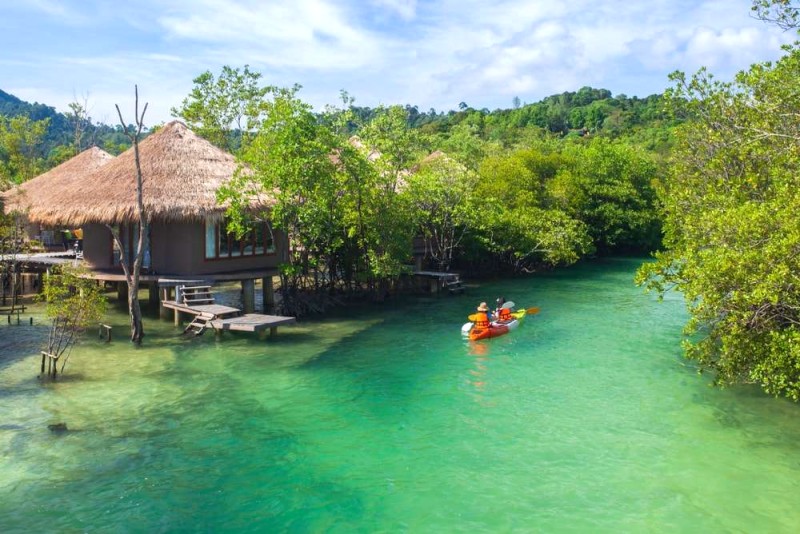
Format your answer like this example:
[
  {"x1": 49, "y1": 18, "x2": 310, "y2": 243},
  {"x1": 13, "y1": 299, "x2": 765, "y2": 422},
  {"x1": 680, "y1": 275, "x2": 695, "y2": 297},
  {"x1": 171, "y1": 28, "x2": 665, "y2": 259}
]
[
  {"x1": 39, "y1": 351, "x2": 61, "y2": 379},
  {"x1": 99, "y1": 324, "x2": 112, "y2": 342},
  {"x1": 242, "y1": 279, "x2": 255, "y2": 314},
  {"x1": 159, "y1": 287, "x2": 170, "y2": 320},
  {"x1": 261, "y1": 276, "x2": 275, "y2": 314},
  {"x1": 148, "y1": 283, "x2": 159, "y2": 308}
]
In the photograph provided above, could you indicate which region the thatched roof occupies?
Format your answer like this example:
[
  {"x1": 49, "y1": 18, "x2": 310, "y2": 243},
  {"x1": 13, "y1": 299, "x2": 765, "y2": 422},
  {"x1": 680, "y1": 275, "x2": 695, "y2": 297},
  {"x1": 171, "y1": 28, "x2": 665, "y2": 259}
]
[
  {"x1": 348, "y1": 136, "x2": 382, "y2": 162},
  {"x1": 415, "y1": 150, "x2": 448, "y2": 169},
  {"x1": 21, "y1": 121, "x2": 267, "y2": 226},
  {"x1": 1, "y1": 146, "x2": 114, "y2": 215}
]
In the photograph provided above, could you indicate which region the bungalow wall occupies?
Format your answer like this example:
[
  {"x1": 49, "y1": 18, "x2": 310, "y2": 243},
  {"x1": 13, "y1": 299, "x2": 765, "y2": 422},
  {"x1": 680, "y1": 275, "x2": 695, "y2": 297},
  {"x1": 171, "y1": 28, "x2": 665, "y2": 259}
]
[
  {"x1": 83, "y1": 223, "x2": 113, "y2": 268},
  {"x1": 82, "y1": 221, "x2": 286, "y2": 276}
]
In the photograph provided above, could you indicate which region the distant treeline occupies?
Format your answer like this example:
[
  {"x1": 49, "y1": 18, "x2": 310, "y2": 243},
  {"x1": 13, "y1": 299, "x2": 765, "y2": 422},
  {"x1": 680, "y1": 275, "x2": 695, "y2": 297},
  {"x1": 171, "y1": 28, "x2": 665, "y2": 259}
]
[
  {"x1": 0, "y1": 88, "x2": 134, "y2": 160},
  {"x1": 0, "y1": 84, "x2": 675, "y2": 170},
  {"x1": 345, "y1": 86, "x2": 674, "y2": 152}
]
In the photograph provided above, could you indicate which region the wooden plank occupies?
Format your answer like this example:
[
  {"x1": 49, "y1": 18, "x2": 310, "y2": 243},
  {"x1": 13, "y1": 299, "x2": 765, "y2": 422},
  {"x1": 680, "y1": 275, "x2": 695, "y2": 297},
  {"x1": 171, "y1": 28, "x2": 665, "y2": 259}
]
[
  {"x1": 157, "y1": 278, "x2": 208, "y2": 287},
  {"x1": 414, "y1": 270, "x2": 460, "y2": 279},
  {"x1": 160, "y1": 301, "x2": 241, "y2": 317},
  {"x1": 210, "y1": 314, "x2": 296, "y2": 333}
]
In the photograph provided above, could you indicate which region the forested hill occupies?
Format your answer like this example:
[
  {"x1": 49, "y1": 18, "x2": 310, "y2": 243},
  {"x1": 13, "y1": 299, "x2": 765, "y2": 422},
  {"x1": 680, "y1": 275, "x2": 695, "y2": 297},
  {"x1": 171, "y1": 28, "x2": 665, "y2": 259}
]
[
  {"x1": 1, "y1": 85, "x2": 674, "y2": 164},
  {"x1": 0, "y1": 89, "x2": 132, "y2": 158},
  {"x1": 0, "y1": 88, "x2": 71, "y2": 149},
  {"x1": 347, "y1": 86, "x2": 674, "y2": 153},
  {"x1": 0, "y1": 88, "x2": 59, "y2": 121}
]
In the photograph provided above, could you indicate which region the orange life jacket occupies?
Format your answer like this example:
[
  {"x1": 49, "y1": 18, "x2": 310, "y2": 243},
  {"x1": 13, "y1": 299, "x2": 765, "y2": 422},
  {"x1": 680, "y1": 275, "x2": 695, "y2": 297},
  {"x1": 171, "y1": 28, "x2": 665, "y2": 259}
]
[
  {"x1": 475, "y1": 311, "x2": 490, "y2": 328},
  {"x1": 497, "y1": 308, "x2": 512, "y2": 321}
]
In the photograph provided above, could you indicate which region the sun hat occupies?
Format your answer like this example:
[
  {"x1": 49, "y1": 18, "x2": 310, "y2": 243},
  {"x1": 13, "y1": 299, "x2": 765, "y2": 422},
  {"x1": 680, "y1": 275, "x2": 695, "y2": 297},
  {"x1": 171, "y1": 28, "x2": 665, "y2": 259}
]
[{"x1": 477, "y1": 302, "x2": 489, "y2": 311}]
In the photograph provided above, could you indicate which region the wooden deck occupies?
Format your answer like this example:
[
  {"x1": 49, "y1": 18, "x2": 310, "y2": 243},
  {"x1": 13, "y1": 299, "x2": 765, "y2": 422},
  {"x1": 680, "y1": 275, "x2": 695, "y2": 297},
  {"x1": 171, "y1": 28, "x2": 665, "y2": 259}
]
[
  {"x1": 210, "y1": 314, "x2": 296, "y2": 333},
  {"x1": 161, "y1": 301, "x2": 241, "y2": 317},
  {"x1": 413, "y1": 270, "x2": 465, "y2": 294},
  {"x1": 161, "y1": 299, "x2": 295, "y2": 335}
]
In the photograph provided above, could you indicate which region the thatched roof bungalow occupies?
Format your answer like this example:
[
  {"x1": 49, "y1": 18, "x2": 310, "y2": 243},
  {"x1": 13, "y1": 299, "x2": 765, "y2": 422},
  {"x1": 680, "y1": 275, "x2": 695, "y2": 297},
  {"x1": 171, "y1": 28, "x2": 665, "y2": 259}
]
[
  {"x1": 3, "y1": 121, "x2": 285, "y2": 280},
  {"x1": 26, "y1": 121, "x2": 268, "y2": 226},
  {"x1": 2, "y1": 146, "x2": 114, "y2": 216}
]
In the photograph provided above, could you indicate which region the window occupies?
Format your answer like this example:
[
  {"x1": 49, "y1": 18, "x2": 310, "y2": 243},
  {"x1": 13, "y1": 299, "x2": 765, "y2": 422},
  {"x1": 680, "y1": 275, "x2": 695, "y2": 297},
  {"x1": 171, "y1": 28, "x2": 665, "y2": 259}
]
[{"x1": 204, "y1": 217, "x2": 275, "y2": 260}]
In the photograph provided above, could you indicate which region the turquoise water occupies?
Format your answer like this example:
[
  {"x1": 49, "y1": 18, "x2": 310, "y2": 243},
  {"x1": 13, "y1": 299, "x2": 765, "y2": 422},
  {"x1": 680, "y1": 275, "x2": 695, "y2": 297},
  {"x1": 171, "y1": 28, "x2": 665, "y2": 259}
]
[{"x1": 2, "y1": 258, "x2": 800, "y2": 532}]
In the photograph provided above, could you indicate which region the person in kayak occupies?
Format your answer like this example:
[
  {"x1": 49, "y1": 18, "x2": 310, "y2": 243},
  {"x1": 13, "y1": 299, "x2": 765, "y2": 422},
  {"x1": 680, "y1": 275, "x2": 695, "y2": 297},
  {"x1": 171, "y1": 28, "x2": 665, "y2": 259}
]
[
  {"x1": 495, "y1": 297, "x2": 512, "y2": 321},
  {"x1": 475, "y1": 302, "x2": 492, "y2": 329}
]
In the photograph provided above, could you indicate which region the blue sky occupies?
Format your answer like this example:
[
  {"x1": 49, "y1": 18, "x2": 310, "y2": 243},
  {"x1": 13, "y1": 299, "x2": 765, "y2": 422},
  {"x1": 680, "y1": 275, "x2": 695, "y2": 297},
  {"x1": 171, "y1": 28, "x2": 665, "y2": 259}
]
[{"x1": 0, "y1": 0, "x2": 793, "y2": 125}]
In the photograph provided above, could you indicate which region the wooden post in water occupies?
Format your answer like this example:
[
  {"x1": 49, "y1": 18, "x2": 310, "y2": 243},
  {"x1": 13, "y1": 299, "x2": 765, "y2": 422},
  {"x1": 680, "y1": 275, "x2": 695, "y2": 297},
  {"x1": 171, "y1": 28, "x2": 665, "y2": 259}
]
[
  {"x1": 148, "y1": 282, "x2": 159, "y2": 309},
  {"x1": 242, "y1": 279, "x2": 255, "y2": 314},
  {"x1": 13, "y1": 272, "x2": 20, "y2": 305},
  {"x1": 429, "y1": 278, "x2": 438, "y2": 294},
  {"x1": 159, "y1": 287, "x2": 171, "y2": 320},
  {"x1": 98, "y1": 324, "x2": 112, "y2": 342},
  {"x1": 173, "y1": 286, "x2": 182, "y2": 326},
  {"x1": 41, "y1": 351, "x2": 58, "y2": 379},
  {"x1": 262, "y1": 276, "x2": 275, "y2": 314}
]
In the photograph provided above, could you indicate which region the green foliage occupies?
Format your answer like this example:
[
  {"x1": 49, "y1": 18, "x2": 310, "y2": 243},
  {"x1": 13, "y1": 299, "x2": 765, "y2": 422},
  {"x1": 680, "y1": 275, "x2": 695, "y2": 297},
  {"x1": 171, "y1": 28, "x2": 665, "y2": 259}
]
[
  {"x1": 39, "y1": 265, "x2": 106, "y2": 371},
  {"x1": 0, "y1": 115, "x2": 49, "y2": 184},
  {"x1": 555, "y1": 138, "x2": 661, "y2": 252},
  {"x1": 171, "y1": 65, "x2": 273, "y2": 153},
  {"x1": 468, "y1": 135, "x2": 659, "y2": 266},
  {"x1": 355, "y1": 105, "x2": 424, "y2": 277},
  {"x1": 752, "y1": 0, "x2": 800, "y2": 29},
  {"x1": 468, "y1": 204, "x2": 593, "y2": 272},
  {"x1": 637, "y1": 45, "x2": 800, "y2": 399},
  {"x1": 0, "y1": 89, "x2": 133, "y2": 158},
  {"x1": 403, "y1": 154, "x2": 477, "y2": 271},
  {"x1": 444, "y1": 137, "x2": 591, "y2": 272}
]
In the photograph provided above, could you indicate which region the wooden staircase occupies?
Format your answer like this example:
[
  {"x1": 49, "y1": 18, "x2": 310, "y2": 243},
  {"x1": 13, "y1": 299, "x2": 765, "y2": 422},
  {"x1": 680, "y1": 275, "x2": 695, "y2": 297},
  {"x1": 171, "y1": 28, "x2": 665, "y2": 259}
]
[
  {"x1": 181, "y1": 285, "x2": 215, "y2": 306},
  {"x1": 180, "y1": 286, "x2": 225, "y2": 336},
  {"x1": 444, "y1": 274, "x2": 464, "y2": 294},
  {"x1": 184, "y1": 313, "x2": 214, "y2": 336}
]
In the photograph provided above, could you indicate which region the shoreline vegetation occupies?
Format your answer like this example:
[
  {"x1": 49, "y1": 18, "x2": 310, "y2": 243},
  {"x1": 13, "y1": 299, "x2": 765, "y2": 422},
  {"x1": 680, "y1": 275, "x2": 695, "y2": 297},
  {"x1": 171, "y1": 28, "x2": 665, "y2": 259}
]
[{"x1": 3, "y1": 1, "x2": 800, "y2": 399}]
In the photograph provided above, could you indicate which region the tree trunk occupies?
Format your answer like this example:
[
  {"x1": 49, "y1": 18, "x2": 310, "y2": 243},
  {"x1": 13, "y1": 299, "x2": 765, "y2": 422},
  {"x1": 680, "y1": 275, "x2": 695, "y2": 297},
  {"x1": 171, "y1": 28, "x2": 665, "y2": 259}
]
[
  {"x1": 114, "y1": 85, "x2": 149, "y2": 345},
  {"x1": 128, "y1": 284, "x2": 143, "y2": 343}
]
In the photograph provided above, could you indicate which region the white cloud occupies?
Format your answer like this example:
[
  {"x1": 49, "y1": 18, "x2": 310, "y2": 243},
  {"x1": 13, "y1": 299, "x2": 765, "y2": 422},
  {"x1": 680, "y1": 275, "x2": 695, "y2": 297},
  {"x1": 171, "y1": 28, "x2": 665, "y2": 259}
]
[
  {"x1": 684, "y1": 27, "x2": 775, "y2": 69},
  {"x1": 371, "y1": 0, "x2": 417, "y2": 21},
  {"x1": 157, "y1": 0, "x2": 385, "y2": 70},
  {"x1": 0, "y1": 0, "x2": 794, "y2": 122},
  {"x1": 20, "y1": 0, "x2": 80, "y2": 20}
]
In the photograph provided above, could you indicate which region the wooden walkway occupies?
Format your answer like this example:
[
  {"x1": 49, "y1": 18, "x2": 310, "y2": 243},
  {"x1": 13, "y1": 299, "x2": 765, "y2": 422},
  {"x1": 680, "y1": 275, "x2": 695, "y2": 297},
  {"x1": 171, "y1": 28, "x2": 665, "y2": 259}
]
[
  {"x1": 161, "y1": 301, "x2": 242, "y2": 317},
  {"x1": 161, "y1": 287, "x2": 295, "y2": 337},
  {"x1": 413, "y1": 271, "x2": 465, "y2": 294},
  {"x1": 210, "y1": 314, "x2": 296, "y2": 333}
]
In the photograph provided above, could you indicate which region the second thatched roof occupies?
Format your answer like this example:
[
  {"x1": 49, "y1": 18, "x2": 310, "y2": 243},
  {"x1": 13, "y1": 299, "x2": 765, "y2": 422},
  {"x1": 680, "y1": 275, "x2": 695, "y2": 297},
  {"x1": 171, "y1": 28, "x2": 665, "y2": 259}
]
[
  {"x1": 22, "y1": 121, "x2": 267, "y2": 226},
  {"x1": 1, "y1": 146, "x2": 114, "y2": 215}
]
